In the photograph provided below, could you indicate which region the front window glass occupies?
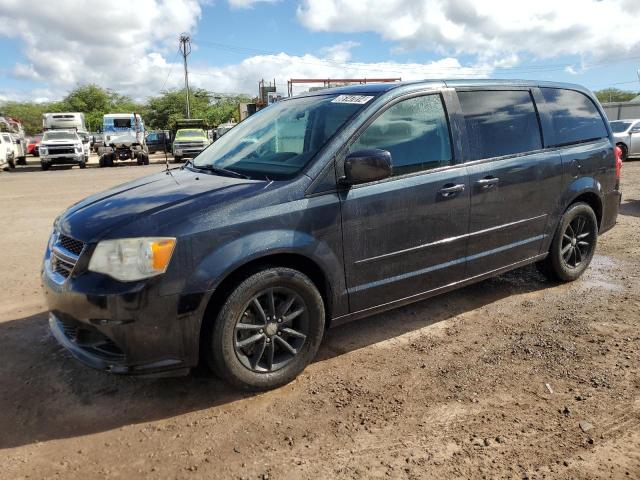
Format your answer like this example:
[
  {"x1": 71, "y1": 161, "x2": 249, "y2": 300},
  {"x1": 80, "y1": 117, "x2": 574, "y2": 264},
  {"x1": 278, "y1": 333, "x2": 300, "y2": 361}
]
[
  {"x1": 43, "y1": 131, "x2": 78, "y2": 141},
  {"x1": 610, "y1": 121, "x2": 631, "y2": 133},
  {"x1": 350, "y1": 95, "x2": 453, "y2": 176},
  {"x1": 193, "y1": 94, "x2": 368, "y2": 180},
  {"x1": 176, "y1": 129, "x2": 205, "y2": 138}
]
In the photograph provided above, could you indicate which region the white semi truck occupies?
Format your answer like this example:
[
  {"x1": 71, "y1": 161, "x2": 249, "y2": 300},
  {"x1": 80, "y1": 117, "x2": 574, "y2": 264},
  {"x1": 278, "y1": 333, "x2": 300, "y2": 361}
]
[
  {"x1": 98, "y1": 113, "x2": 149, "y2": 167},
  {"x1": 42, "y1": 112, "x2": 91, "y2": 161}
]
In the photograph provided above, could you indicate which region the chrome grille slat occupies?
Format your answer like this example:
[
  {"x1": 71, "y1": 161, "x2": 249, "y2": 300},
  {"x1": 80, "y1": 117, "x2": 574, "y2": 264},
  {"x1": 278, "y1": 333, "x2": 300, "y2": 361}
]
[{"x1": 49, "y1": 232, "x2": 85, "y2": 280}]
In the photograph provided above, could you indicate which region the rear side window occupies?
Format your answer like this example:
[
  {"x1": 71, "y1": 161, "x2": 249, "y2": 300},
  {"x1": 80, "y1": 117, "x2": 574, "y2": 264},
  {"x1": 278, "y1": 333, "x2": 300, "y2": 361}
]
[
  {"x1": 458, "y1": 90, "x2": 542, "y2": 160},
  {"x1": 351, "y1": 94, "x2": 452, "y2": 176},
  {"x1": 540, "y1": 88, "x2": 608, "y2": 147}
]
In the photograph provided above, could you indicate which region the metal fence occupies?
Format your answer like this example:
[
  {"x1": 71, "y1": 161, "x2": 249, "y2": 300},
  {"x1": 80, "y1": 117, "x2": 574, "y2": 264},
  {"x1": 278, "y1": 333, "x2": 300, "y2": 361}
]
[{"x1": 602, "y1": 102, "x2": 640, "y2": 121}]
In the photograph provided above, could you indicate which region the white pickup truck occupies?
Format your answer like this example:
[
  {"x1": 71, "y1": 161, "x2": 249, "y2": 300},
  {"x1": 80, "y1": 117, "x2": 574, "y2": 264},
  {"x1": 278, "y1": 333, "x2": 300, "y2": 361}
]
[
  {"x1": 39, "y1": 130, "x2": 87, "y2": 170},
  {"x1": 42, "y1": 112, "x2": 90, "y2": 161}
]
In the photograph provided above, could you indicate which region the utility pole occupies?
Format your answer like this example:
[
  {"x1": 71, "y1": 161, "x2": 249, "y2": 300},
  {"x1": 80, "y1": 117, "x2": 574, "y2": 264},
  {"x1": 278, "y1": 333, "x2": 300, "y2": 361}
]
[{"x1": 180, "y1": 33, "x2": 192, "y2": 119}]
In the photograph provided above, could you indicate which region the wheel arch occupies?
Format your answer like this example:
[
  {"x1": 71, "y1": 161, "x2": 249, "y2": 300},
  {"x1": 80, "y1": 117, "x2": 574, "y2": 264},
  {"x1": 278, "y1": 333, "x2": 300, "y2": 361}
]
[
  {"x1": 196, "y1": 251, "x2": 334, "y2": 367},
  {"x1": 567, "y1": 190, "x2": 603, "y2": 229}
]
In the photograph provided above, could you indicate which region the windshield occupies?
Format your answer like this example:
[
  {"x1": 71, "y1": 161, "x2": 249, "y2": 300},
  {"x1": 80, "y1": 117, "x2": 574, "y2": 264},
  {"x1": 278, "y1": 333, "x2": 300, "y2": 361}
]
[
  {"x1": 610, "y1": 121, "x2": 632, "y2": 133},
  {"x1": 193, "y1": 94, "x2": 371, "y2": 180},
  {"x1": 176, "y1": 129, "x2": 206, "y2": 139},
  {"x1": 43, "y1": 131, "x2": 78, "y2": 141}
]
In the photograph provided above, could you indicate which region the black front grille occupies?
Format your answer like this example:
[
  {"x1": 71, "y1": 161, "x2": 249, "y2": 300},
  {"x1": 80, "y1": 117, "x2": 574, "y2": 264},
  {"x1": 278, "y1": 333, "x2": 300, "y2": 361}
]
[
  {"x1": 48, "y1": 146, "x2": 76, "y2": 155},
  {"x1": 58, "y1": 234, "x2": 84, "y2": 256},
  {"x1": 56, "y1": 316, "x2": 125, "y2": 361},
  {"x1": 52, "y1": 253, "x2": 75, "y2": 278}
]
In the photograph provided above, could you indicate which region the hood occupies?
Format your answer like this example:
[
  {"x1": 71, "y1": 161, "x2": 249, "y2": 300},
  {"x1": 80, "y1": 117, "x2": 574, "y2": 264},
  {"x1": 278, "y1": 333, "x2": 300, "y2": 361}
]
[
  {"x1": 58, "y1": 168, "x2": 266, "y2": 242},
  {"x1": 42, "y1": 138, "x2": 81, "y2": 145},
  {"x1": 106, "y1": 133, "x2": 139, "y2": 147},
  {"x1": 175, "y1": 135, "x2": 208, "y2": 142}
]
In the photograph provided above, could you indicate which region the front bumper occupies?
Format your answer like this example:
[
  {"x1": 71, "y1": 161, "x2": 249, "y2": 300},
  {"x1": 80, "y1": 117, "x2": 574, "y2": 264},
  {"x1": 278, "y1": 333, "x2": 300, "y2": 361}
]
[
  {"x1": 42, "y1": 249, "x2": 202, "y2": 376},
  {"x1": 41, "y1": 153, "x2": 84, "y2": 165},
  {"x1": 173, "y1": 148, "x2": 205, "y2": 157}
]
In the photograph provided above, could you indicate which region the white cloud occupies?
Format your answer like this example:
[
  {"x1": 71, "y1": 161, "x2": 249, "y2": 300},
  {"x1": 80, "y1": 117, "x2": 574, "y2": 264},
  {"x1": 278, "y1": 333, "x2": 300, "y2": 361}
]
[
  {"x1": 297, "y1": 0, "x2": 640, "y2": 61},
  {"x1": 228, "y1": 0, "x2": 279, "y2": 8},
  {"x1": 185, "y1": 49, "x2": 494, "y2": 96},
  {"x1": 0, "y1": 0, "x2": 203, "y2": 100}
]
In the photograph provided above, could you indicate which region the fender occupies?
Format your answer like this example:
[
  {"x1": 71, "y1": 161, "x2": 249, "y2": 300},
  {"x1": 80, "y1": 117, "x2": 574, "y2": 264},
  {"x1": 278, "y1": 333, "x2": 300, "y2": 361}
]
[
  {"x1": 541, "y1": 175, "x2": 603, "y2": 253},
  {"x1": 184, "y1": 228, "x2": 349, "y2": 316}
]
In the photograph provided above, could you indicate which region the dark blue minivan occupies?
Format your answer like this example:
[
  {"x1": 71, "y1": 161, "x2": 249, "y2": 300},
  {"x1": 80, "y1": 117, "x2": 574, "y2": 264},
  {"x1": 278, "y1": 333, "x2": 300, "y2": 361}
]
[{"x1": 42, "y1": 80, "x2": 622, "y2": 390}]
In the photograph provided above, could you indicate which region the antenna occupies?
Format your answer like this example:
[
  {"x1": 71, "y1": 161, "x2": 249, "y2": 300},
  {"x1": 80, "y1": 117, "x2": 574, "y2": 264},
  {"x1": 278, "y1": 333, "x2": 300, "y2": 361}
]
[{"x1": 180, "y1": 34, "x2": 192, "y2": 119}]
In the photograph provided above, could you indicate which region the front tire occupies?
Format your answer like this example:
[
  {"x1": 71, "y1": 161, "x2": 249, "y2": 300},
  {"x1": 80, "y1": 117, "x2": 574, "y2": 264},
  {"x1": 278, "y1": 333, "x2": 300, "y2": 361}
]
[
  {"x1": 173, "y1": 155, "x2": 182, "y2": 163},
  {"x1": 537, "y1": 202, "x2": 598, "y2": 282},
  {"x1": 41, "y1": 162, "x2": 50, "y2": 171},
  {"x1": 207, "y1": 267, "x2": 325, "y2": 391}
]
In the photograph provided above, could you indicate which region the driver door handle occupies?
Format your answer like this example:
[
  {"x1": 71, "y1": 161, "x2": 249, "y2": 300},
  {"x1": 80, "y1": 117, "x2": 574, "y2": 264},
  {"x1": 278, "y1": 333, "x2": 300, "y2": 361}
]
[{"x1": 476, "y1": 176, "x2": 499, "y2": 188}]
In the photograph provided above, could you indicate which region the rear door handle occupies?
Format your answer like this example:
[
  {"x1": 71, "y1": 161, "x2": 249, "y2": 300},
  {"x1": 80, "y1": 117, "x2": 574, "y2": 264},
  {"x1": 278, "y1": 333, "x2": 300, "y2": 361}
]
[
  {"x1": 439, "y1": 183, "x2": 466, "y2": 197},
  {"x1": 476, "y1": 176, "x2": 499, "y2": 188}
]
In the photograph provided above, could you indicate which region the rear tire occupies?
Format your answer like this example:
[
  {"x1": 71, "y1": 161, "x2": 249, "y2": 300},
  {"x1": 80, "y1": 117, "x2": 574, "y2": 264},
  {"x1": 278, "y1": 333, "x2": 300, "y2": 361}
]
[
  {"x1": 8, "y1": 158, "x2": 15, "y2": 169},
  {"x1": 17, "y1": 156, "x2": 26, "y2": 166},
  {"x1": 207, "y1": 267, "x2": 325, "y2": 391},
  {"x1": 537, "y1": 202, "x2": 598, "y2": 282},
  {"x1": 78, "y1": 161, "x2": 86, "y2": 169}
]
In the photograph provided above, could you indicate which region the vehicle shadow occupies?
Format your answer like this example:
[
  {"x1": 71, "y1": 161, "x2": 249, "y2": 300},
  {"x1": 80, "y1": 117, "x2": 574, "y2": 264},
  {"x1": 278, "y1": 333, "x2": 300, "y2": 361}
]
[
  {"x1": 619, "y1": 198, "x2": 640, "y2": 219},
  {"x1": 0, "y1": 265, "x2": 552, "y2": 450}
]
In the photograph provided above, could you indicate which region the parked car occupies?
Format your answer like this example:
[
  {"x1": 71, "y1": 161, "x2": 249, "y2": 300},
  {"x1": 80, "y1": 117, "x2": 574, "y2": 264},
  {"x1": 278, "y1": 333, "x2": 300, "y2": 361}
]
[
  {"x1": 0, "y1": 132, "x2": 15, "y2": 170},
  {"x1": 43, "y1": 80, "x2": 621, "y2": 390},
  {"x1": 39, "y1": 130, "x2": 87, "y2": 170},
  {"x1": 610, "y1": 119, "x2": 640, "y2": 161},
  {"x1": 27, "y1": 134, "x2": 42, "y2": 156},
  {"x1": 145, "y1": 130, "x2": 171, "y2": 154}
]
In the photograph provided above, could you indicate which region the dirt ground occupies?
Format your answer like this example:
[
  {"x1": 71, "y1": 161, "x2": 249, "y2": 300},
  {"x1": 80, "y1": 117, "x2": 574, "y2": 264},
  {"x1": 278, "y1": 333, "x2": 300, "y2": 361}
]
[{"x1": 0, "y1": 156, "x2": 638, "y2": 480}]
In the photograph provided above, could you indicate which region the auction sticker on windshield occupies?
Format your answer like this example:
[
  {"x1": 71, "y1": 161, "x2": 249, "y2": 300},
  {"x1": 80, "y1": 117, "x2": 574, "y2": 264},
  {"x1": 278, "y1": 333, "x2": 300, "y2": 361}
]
[{"x1": 331, "y1": 95, "x2": 374, "y2": 104}]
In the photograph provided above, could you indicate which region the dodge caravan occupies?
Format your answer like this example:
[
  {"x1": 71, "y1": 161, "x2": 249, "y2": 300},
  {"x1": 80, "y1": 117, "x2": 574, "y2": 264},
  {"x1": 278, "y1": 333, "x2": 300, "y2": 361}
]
[{"x1": 42, "y1": 80, "x2": 622, "y2": 390}]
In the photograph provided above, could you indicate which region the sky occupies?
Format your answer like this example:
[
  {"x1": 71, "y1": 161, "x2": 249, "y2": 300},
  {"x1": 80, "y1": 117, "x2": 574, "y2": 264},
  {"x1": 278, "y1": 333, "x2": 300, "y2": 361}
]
[{"x1": 0, "y1": 0, "x2": 639, "y2": 103}]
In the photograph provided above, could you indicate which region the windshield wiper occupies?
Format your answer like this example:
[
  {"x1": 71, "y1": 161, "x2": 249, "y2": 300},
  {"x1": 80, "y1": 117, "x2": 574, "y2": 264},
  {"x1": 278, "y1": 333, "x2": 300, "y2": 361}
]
[{"x1": 185, "y1": 159, "x2": 250, "y2": 179}]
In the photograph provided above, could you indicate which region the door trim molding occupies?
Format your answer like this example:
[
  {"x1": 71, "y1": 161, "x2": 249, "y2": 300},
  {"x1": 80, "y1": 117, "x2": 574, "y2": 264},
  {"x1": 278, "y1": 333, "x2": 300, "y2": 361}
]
[{"x1": 354, "y1": 213, "x2": 547, "y2": 265}]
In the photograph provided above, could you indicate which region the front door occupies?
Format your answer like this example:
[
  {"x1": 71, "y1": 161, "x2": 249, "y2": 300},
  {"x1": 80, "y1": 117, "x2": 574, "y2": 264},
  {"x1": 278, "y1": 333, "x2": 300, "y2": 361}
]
[{"x1": 339, "y1": 93, "x2": 470, "y2": 313}]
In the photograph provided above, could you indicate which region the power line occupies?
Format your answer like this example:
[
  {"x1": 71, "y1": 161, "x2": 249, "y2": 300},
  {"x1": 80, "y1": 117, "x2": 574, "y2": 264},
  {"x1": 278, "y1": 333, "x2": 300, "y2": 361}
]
[
  {"x1": 192, "y1": 38, "x2": 640, "y2": 77},
  {"x1": 160, "y1": 46, "x2": 183, "y2": 92}
]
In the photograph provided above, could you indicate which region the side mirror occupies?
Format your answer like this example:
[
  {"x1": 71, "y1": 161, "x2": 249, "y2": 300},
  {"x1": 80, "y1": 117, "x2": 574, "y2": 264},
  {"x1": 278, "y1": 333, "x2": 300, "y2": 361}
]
[{"x1": 342, "y1": 149, "x2": 392, "y2": 185}]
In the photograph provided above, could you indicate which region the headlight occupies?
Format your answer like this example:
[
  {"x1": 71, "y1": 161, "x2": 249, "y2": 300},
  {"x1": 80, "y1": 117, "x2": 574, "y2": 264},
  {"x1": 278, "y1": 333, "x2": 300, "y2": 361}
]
[
  {"x1": 88, "y1": 237, "x2": 176, "y2": 282},
  {"x1": 75, "y1": 145, "x2": 83, "y2": 153},
  {"x1": 40, "y1": 147, "x2": 48, "y2": 155}
]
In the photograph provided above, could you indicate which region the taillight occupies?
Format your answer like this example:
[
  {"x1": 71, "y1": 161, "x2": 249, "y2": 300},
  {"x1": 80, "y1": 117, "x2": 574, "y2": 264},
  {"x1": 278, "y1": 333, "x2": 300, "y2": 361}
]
[{"x1": 615, "y1": 146, "x2": 622, "y2": 180}]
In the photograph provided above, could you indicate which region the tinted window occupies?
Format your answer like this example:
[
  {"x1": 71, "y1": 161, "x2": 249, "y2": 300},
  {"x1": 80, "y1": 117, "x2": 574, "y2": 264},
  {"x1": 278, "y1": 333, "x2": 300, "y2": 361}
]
[
  {"x1": 146, "y1": 133, "x2": 158, "y2": 141},
  {"x1": 541, "y1": 88, "x2": 608, "y2": 146},
  {"x1": 458, "y1": 90, "x2": 542, "y2": 160},
  {"x1": 351, "y1": 95, "x2": 452, "y2": 176}
]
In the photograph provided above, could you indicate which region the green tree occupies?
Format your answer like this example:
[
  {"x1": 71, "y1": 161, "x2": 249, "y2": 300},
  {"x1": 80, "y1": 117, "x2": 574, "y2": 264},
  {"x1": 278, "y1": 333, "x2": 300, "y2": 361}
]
[{"x1": 594, "y1": 88, "x2": 639, "y2": 103}]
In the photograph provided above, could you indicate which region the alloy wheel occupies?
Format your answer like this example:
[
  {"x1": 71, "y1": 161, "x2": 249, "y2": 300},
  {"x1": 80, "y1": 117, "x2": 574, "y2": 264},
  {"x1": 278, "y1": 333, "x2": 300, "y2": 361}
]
[
  {"x1": 560, "y1": 214, "x2": 594, "y2": 269},
  {"x1": 233, "y1": 287, "x2": 309, "y2": 373}
]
